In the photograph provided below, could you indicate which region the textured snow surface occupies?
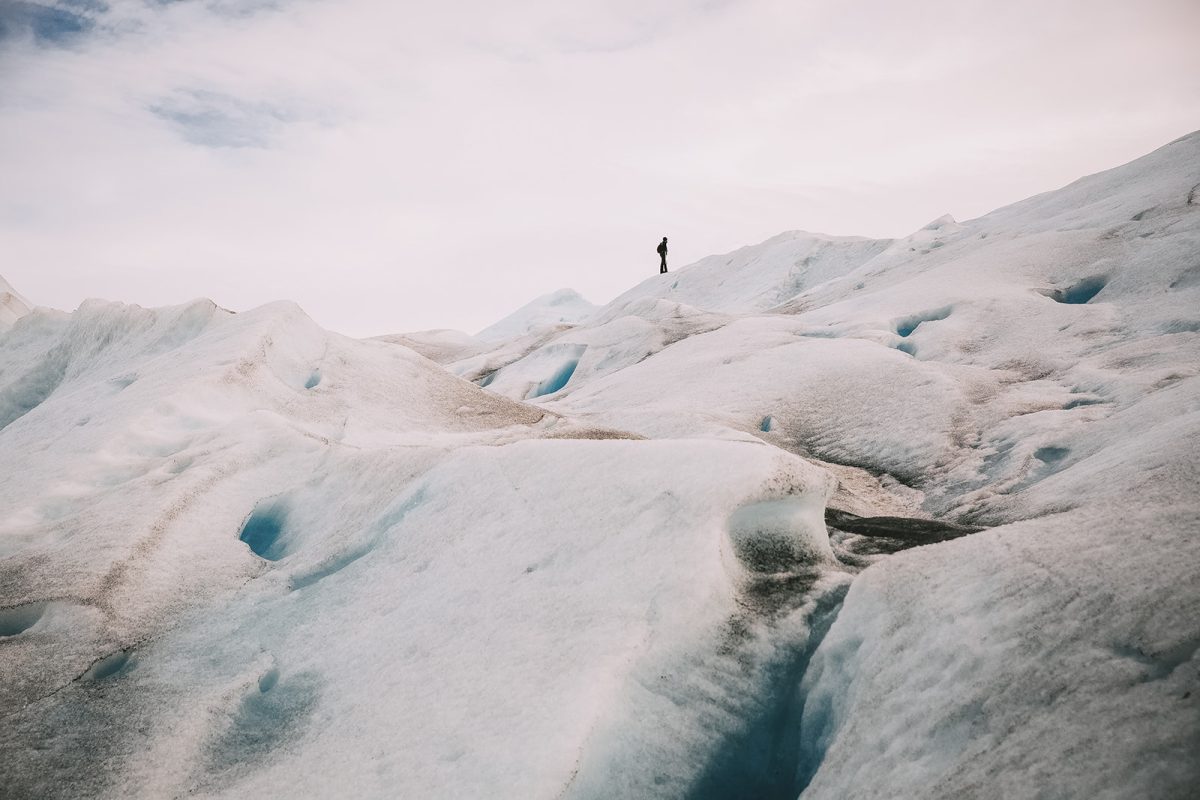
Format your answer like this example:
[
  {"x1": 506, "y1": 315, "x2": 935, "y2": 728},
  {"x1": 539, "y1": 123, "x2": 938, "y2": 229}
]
[{"x1": 2, "y1": 132, "x2": 1199, "y2": 800}]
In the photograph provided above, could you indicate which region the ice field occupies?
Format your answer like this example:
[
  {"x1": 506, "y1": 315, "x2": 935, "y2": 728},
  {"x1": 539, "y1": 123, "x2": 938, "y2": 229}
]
[{"x1": 1, "y1": 132, "x2": 1198, "y2": 799}]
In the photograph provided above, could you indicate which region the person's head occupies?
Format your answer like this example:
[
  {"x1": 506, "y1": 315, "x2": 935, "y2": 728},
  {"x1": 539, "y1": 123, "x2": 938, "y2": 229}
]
[{"x1": 662, "y1": 236, "x2": 668, "y2": 242}]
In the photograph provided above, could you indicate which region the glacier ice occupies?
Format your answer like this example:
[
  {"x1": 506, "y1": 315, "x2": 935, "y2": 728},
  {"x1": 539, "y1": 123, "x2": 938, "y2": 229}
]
[{"x1": 1, "y1": 132, "x2": 1199, "y2": 799}]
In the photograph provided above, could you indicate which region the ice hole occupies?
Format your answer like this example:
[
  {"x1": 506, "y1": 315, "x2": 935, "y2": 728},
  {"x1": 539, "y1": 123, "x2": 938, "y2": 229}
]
[
  {"x1": 239, "y1": 500, "x2": 291, "y2": 561},
  {"x1": 258, "y1": 667, "x2": 280, "y2": 694},
  {"x1": 0, "y1": 602, "x2": 47, "y2": 637},
  {"x1": 894, "y1": 306, "x2": 952, "y2": 337},
  {"x1": 760, "y1": 416, "x2": 775, "y2": 433},
  {"x1": 304, "y1": 370, "x2": 321, "y2": 389},
  {"x1": 1057, "y1": 276, "x2": 1107, "y2": 304},
  {"x1": 84, "y1": 650, "x2": 132, "y2": 680},
  {"x1": 1034, "y1": 446, "x2": 1069, "y2": 464}
]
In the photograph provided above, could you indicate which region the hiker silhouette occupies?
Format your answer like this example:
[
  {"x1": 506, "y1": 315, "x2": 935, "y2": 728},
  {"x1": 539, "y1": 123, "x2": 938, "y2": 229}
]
[{"x1": 657, "y1": 237, "x2": 668, "y2": 274}]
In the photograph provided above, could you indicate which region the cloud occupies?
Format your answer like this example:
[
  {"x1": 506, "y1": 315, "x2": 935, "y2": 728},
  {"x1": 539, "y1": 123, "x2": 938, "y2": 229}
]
[
  {"x1": 149, "y1": 88, "x2": 297, "y2": 148},
  {"x1": 0, "y1": 0, "x2": 106, "y2": 45}
]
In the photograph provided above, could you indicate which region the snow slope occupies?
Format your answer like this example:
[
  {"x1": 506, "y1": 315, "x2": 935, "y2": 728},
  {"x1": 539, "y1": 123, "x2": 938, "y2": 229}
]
[
  {"x1": 2, "y1": 131, "x2": 1199, "y2": 800},
  {"x1": 0, "y1": 274, "x2": 32, "y2": 330}
]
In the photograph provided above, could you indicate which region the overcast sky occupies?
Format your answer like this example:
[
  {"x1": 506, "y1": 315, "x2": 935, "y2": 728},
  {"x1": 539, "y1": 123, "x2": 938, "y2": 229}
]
[{"x1": 1, "y1": 0, "x2": 1198, "y2": 337}]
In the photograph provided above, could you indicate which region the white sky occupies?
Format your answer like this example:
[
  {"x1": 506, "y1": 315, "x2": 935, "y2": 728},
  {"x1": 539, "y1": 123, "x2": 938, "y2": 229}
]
[{"x1": 1, "y1": 0, "x2": 1198, "y2": 337}]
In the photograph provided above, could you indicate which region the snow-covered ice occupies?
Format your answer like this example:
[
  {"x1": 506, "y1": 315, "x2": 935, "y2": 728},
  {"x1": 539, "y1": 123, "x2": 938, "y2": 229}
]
[{"x1": 2, "y1": 132, "x2": 1198, "y2": 799}]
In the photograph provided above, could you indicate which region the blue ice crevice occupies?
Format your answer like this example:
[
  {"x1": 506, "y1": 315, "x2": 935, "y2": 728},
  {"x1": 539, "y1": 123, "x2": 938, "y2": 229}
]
[
  {"x1": 684, "y1": 587, "x2": 850, "y2": 800},
  {"x1": 564, "y1": 492, "x2": 848, "y2": 799},
  {"x1": 239, "y1": 498, "x2": 292, "y2": 561},
  {"x1": 792, "y1": 602, "x2": 860, "y2": 795},
  {"x1": 527, "y1": 344, "x2": 588, "y2": 399}
]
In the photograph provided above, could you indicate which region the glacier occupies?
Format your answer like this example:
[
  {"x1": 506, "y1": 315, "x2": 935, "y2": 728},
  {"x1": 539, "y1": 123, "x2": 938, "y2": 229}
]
[{"x1": 1, "y1": 132, "x2": 1198, "y2": 799}]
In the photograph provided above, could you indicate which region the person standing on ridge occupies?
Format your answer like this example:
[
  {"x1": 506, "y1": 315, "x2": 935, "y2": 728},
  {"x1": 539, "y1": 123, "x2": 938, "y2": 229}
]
[{"x1": 657, "y1": 237, "x2": 669, "y2": 274}]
